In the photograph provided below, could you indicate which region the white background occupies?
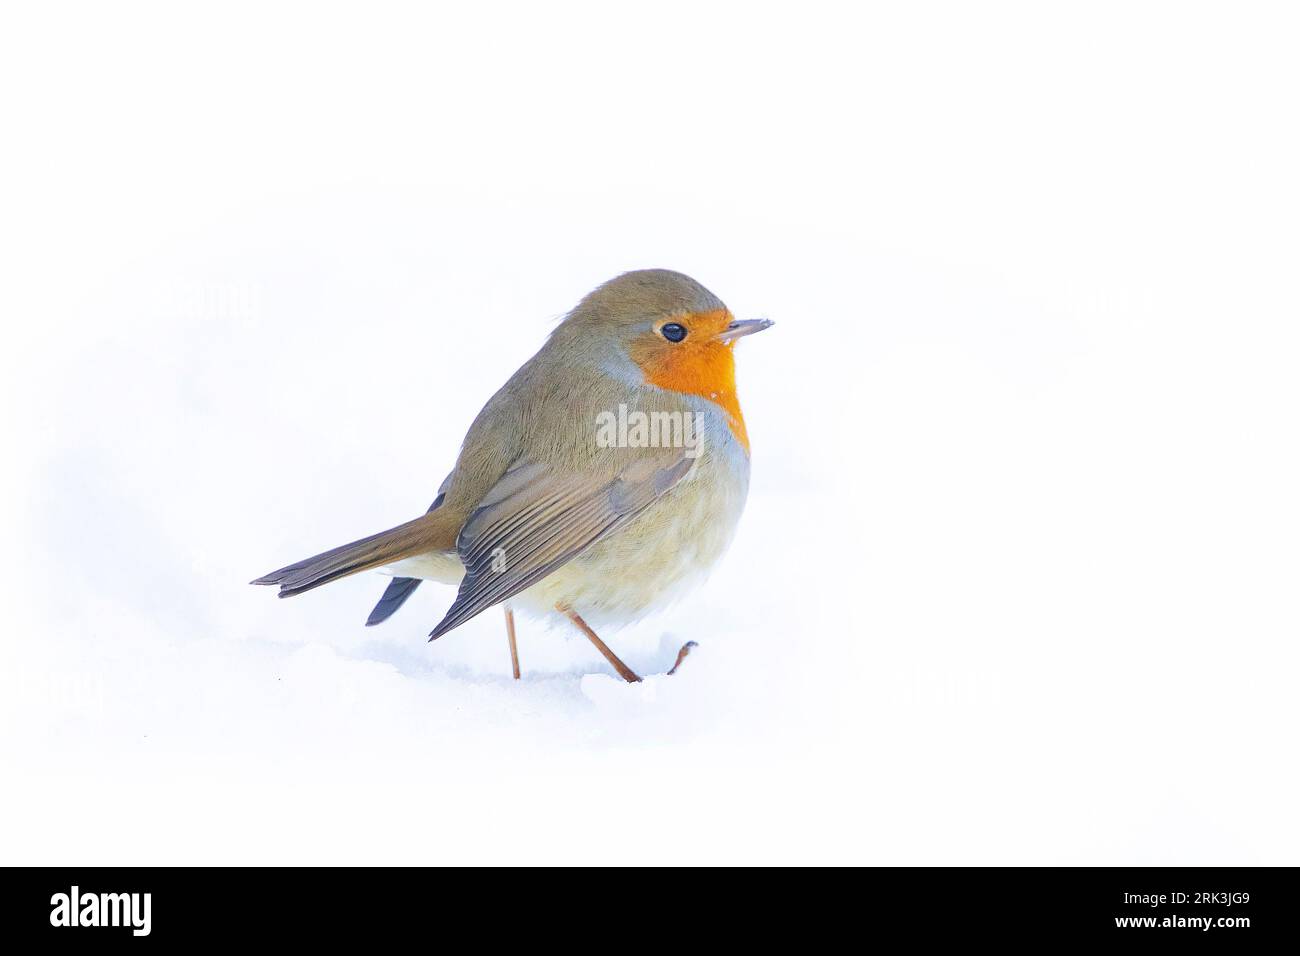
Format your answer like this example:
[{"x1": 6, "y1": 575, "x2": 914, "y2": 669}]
[{"x1": 2, "y1": 1, "x2": 1297, "y2": 864}]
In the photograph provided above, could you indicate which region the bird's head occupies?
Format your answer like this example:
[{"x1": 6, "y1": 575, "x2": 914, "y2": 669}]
[{"x1": 555, "y1": 270, "x2": 772, "y2": 440}]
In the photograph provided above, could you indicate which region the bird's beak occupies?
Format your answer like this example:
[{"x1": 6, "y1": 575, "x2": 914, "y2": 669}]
[{"x1": 716, "y1": 318, "x2": 774, "y2": 343}]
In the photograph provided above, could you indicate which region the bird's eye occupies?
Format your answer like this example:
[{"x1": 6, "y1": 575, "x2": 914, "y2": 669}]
[{"x1": 661, "y1": 323, "x2": 687, "y2": 343}]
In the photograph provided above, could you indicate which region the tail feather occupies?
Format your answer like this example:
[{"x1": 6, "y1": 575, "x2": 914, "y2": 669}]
[
  {"x1": 252, "y1": 510, "x2": 456, "y2": 599},
  {"x1": 361, "y1": 493, "x2": 445, "y2": 625},
  {"x1": 365, "y1": 577, "x2": 423, "y2": 625}
]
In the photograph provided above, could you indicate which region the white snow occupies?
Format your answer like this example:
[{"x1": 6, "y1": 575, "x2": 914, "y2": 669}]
[{"x1": 2, "y1": 2, "x2": 1298, "y2": 865}]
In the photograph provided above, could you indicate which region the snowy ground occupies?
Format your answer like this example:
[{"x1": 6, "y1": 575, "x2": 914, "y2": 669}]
[{"x1": 2, "y1": 3, "x2": 1298, "y2": 864}]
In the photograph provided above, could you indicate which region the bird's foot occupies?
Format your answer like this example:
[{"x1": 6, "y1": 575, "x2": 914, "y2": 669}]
[{"x1": 667, "y1": 641, "x2": 698, "y2": 676}]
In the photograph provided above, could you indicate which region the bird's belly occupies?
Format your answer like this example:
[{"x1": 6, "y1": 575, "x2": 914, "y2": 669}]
[
  {"x1": 384, "y1": 550, "x2": 464, "y2": 585},
  {"x1": 513, "y1": 443, "x2": 750, "y2": 628}
]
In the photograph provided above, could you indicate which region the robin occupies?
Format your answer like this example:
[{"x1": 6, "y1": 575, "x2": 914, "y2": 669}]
[{"x1": 252, "y1": 269, "x2": 772, "y2": 682}]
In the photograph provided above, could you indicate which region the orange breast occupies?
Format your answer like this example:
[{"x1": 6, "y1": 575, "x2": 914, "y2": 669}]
[{"x1": 631, "y1": 309, "x2": 750, "y2": 452}]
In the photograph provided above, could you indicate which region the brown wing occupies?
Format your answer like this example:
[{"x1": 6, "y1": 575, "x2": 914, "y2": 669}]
[{"x1": 427, "y1": 452, "x2": 694, "y2": 640}]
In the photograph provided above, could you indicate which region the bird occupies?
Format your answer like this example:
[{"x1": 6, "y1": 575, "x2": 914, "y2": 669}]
[{"x1": 252, "y1": 269, "x2": 772, "y2": 682}]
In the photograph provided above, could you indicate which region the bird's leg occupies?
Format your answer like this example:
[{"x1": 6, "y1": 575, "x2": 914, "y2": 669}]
[
  {"x1": 504, "y1": 604, "x2": 521, "y2": 680},
  {"x1": 667, "y1": 640, "x2": 698, "y2": 675},
  {"x1": 558, "y1": 604, "x2": 641, "y2": 683}
]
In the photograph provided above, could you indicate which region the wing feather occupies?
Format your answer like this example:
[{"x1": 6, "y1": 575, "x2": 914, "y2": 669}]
[{"x1": 428, "y1": 453, "x2": 694, "y2": 640}]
